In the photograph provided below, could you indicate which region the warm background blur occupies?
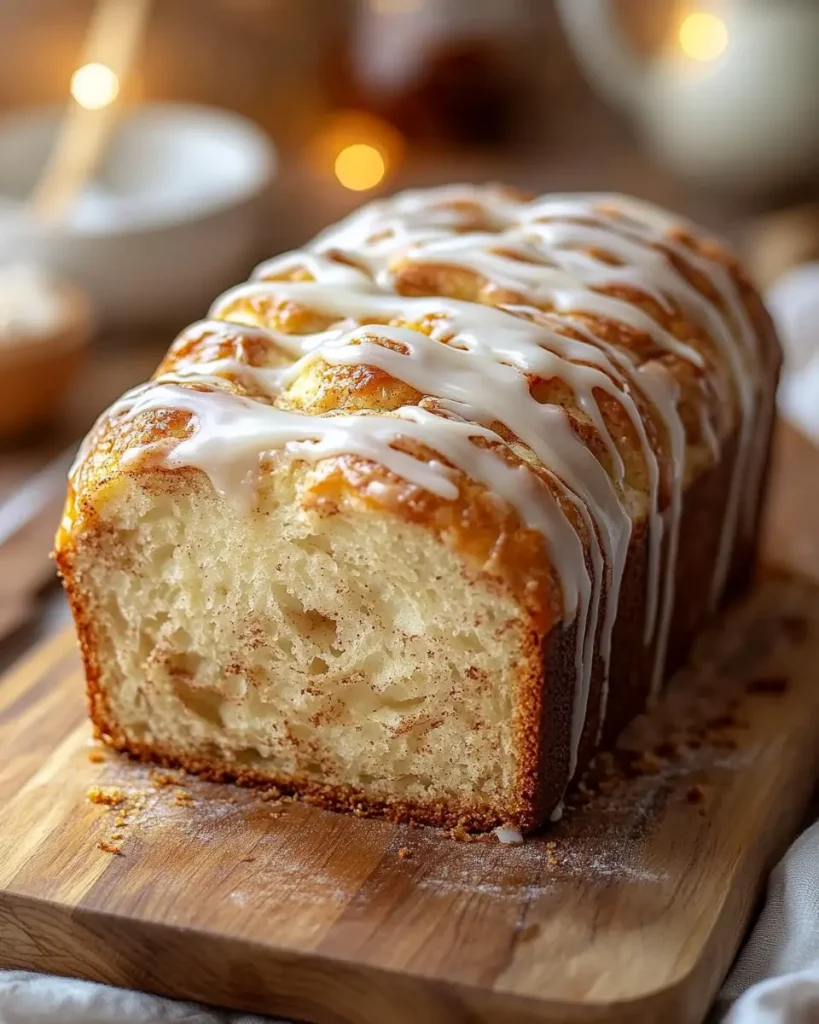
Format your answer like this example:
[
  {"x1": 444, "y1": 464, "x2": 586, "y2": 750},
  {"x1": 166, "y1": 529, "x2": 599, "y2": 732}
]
[
  {"x1": 1, "y1": 0, "x2": 818, "y2": 657},
  {"x1": 4, "y1": 0, "x2": 818, "y2": 250}
]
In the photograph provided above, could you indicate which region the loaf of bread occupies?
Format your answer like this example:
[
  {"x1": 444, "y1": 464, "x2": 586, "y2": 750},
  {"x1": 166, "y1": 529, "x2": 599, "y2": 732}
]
[{"x1": 57, "y1": 185, "x2": 781, "y2": 833}]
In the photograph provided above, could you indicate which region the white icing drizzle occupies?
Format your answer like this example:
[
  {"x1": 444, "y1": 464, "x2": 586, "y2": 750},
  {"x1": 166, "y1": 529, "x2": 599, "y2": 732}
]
[
  {"x1": 494, "y1": 825, "x2": 524, "y2": 845},
  {"x1": 77, "y1": 185, "x2": 765, "y2": 792}
]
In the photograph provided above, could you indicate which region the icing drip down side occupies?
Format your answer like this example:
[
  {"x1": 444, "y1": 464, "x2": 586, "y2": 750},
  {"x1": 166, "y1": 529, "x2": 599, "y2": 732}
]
[{"x1": 72, "y1": 186, "x2": 766, "y2": 789}]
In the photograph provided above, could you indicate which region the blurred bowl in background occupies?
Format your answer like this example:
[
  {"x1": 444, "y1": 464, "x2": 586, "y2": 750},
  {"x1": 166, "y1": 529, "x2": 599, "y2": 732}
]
[
  {"x1": 0, "y1": 264, "x2": 91, "y2": 440},
  {"x1": 0, "y1": 103, "x2": 277, "y2": 328}
]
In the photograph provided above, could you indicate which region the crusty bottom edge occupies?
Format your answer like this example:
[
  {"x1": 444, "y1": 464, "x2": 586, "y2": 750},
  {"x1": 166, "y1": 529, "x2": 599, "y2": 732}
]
[{"x1": 95, "y1": 726, "x2": 532, "y2": 834}]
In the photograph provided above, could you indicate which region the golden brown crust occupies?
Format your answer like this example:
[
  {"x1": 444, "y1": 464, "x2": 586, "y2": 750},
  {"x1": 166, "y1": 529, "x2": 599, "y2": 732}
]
[{"x1": 63, "y1": 213, "x2": 779, "y2": 636}]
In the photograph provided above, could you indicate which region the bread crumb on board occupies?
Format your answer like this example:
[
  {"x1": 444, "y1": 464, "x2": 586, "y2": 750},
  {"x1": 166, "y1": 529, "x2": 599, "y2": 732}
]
[
  {"x1": 397, "y1": 847, "x2": 410, "y2": 859},
  {"x1": 447, "y1": 822, "x2": 482, "y2": 842},
  {"x1": 259, "y1": 788, "x2": 283, "y2": 802},
  {"x1": 149, "y1": 771, "x2": 178, "y2": 788},
  {"x1": 87, "y1": 785, "x2": 125, "y2": 806},
  {"x1": 97, "y1": 839, "x2": 123, "y2": 855}
]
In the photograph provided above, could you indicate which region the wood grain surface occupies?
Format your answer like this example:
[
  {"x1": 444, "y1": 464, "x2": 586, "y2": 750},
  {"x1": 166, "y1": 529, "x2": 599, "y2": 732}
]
[{"x1": 0, "y1": 563, "x2": 818, "y2": 1023}]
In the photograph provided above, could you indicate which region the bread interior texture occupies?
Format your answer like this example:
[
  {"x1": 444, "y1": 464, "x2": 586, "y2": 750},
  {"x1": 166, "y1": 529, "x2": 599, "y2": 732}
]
[{"x1": 77, "y1": 469, "x2": 527, "y2": 814}]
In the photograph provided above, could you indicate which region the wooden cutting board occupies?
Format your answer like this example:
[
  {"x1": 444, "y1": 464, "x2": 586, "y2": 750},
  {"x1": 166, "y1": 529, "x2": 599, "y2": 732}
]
[{"x1": 0, "y1": 425, "x2": 818, "y2": 1024}]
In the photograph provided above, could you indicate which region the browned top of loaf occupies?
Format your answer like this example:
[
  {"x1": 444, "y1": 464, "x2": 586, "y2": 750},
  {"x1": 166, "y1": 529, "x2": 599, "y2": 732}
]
[{"x1": 60, "y1": 186, "x2": 780, "y2": 635}]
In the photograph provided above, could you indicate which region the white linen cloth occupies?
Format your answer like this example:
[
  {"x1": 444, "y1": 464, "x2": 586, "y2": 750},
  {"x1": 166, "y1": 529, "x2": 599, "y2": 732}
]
[
  {"x1": 0, "y1": 972, "x2": 276, "y2": 1024},
  {"x1": 2, "y1": 266, "x2": 819, "y2": 1024},
  {"x1": 718, "y1": 820, "x2": 819, "y2": 1022}
]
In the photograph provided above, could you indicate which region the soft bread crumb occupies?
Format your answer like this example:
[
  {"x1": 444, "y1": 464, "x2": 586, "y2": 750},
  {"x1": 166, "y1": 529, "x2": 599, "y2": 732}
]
[{"x1": 75, "y1": 475, "x2": 524, "y2": 826}]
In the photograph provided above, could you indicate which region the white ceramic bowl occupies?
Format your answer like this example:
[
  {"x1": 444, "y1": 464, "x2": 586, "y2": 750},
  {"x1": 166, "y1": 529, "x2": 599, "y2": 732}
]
[{"x1": 0, "y1": 103, "x2": 277, "y2": 326}]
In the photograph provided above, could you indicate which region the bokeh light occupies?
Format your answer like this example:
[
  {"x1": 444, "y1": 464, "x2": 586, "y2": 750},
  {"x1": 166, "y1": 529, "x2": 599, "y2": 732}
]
[
  {"x1": 678, "y1": 11, "x2": 729, "y2": 62},
  {"x1": 334, "y1": 144, "x2": 387, "y2": 191},
  {"x1": 310, "y1": 111, "x2": 404, "y2": 192},
  {"x1": 70, "y1": 62, "x2": 120, "y2": 109}
]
